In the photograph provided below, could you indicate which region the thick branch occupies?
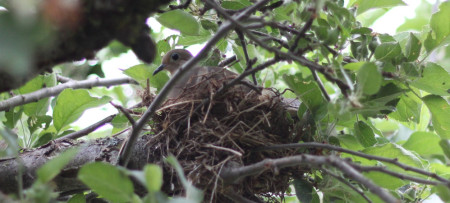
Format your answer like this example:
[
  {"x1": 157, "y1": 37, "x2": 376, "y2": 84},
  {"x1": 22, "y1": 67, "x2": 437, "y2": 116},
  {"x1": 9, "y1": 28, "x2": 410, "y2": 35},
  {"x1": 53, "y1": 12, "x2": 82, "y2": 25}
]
[{"x1": 0, "y1": 77, "x2": 137, "y2": 111}]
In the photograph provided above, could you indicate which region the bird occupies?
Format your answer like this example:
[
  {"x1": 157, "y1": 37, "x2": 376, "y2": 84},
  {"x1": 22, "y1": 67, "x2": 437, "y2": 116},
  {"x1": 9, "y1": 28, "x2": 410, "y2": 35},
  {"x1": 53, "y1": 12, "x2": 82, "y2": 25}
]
[{"x1": 153, "y1": 49, "x2": 249, "y2": 100}]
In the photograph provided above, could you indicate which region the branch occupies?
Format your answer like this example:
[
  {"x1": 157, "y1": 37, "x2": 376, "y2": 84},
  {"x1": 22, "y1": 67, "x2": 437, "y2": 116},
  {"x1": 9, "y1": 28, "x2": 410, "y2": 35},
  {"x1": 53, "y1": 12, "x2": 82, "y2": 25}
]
[
  {"x1": 205, "y1": 0, "x2": 350, "y2": 97},
  {"x1": 218, "y1": 55, "x2": 238, "y2": 67},
  {"x1": 0, "y1": 77, "x2": 137, "y2": 111},
  {"x1": 117, "y1": 0, "x2": 272, "y2": 167},
  {"x1": 257, "y1": 142, "x2": 450, "y2": 186},
  {"x1": 219, "y1": 154, "x2": 397, "y2": 203},
  {"x1": 55, "y1": 114, "x2": 116, "y2": 141},
  {"x1": 322, "y1": 168, "x2": 372, "y2": 203}
]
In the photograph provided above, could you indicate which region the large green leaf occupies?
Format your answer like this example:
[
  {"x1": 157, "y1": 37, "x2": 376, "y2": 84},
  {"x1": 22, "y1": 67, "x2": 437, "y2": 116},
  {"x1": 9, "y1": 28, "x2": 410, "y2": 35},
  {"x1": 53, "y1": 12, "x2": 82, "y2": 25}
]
[
  {"x1": 358, "y1": 143, "x2": 424, "y2": 171},
  {"x1": 221, "y1": 0, "x2": 252, "y2": 10},
  {"x1": 37, "y1": 148, "x2": 78, "y2": 183},
  {"x1": 283, "y1": 74, "x2": 327, "y2": 121},
  {"x1": 53, "y1": 89, "x2": 111, "y2": 131},
  {"x1": 389, "y1": 92, "x2": 421, "y2": 123},
  {"x1": 424, "y1": 1, "x2": 450, "y2": 52},
  {"x1": 402, "y1": 132, "x2": 444, "y2": 156},
  {"x1": 423, "y1": 95, "x2": 450, "y2": 139},
  {"x1": 78, "y1": 162, "x2": 134, "y2": 203},
  {"x1": 157, "y1": 10, "x2": 200, "y2": 36},
  {"x1": 356, "y1": 62, "x2": 382, "y2": 95},
  {"x1": 123, "y1": 64, "x2": 169, "y2": 91},
  {"x1": 293, "y1": 178, "x2": 314, "y2": 203},
  {"x1": 355, "y1": 0, "x2": 406, "y2": 15},
  {"x1": 374, "y1": 42, "x2": 402, "y2": 62},
  {"x1": 411, "y1": 63, "x2": 450, "y2": 96}
]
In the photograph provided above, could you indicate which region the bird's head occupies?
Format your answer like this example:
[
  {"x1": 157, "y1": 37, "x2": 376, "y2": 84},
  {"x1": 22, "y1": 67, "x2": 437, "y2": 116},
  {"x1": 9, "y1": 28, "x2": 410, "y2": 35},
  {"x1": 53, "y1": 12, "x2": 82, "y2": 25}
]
[{"x1": 153, "y1": 49, "x2": 193, "y2": 75}]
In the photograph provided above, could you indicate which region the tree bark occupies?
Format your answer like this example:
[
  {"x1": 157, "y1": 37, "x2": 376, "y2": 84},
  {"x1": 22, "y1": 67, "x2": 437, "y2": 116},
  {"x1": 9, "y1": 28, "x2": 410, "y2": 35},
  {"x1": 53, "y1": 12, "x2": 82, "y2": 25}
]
[{"x1": 0, "y1": 135, "x2": 152, "y2": 195}]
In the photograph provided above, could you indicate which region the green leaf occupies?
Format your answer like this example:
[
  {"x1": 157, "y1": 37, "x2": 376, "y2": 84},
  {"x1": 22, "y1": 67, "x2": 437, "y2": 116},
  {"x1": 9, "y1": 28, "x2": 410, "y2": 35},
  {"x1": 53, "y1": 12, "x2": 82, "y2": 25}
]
[
  {"x1": 283, "y1": 74, "x2": 327, "y2": 121},
  {"x1": 293, "y1": 178, "x2": 313, "y2": 203},
  {"x1": 411, "y1": 63, "x2": 450, "y2": 96},
  {"x1": 436, "y1": 185, "x2": 450, "y2": 202},
  {"x1": 389, "y1": 92, "x2": 421, "y2": 123},
  {"x1": 402, "y1": 132, "x2": 444, "y2": 156},
  {"x1": 144, "y1": 164, "x2": 163, "y2": 192},
  {"x1": 67, "y1": 194, "x2": 86, "y2": 203},
  {"x1": 361, "y1": 143, "x2": 424, "y2": 170},
  {"x1": 354, "y1": 121, "x2": 377, "y2": 147},
  {"x1": 423, "y1": 95, "x2": 450, "y2": 139},
  {"x1": 355, "y1": 0, "x2": 406, "y2": 15},
  {"x1": 157, "y1": 10, "x2": 200, "y2": 36},
  {"x1": 166, "y1": 156, "x2": 203, "y2": 202},
  {"x1": 18, "y1": 74, "x2": 56, "y2": 116},
  {"x1": 178, "y1": 29, "x2": 211, "y2": 46},
  {"x1": 37, "y1": 148, "x2": 78, "y2": 183},
  {"x1": 404, "y1": 33, "x2": 421, "y2": 62},
  {"x1": 222, "y1": 0, "x2": 252, "y2": 10},
  {"x1": 424, "y1": 1, "x2": 450, "y2": 52},
  {"x1": 356, "y1": 62, "x2": 382, "y2": 95},
  {"x1": 374, "y1": 42, "x2": 402, "y2": 62},
  {"x1": 78, "y1": 162, "x2": 134, "y2": 203},
  {"x1": 439, "y1": 139, "x2": 450, "y2": 159},
  {"x1": 53, "y1": 89, "x2": 111, "y2": 131},
  {"x1": 123, "y1": 64, "x2": 169, "y2": 91}
]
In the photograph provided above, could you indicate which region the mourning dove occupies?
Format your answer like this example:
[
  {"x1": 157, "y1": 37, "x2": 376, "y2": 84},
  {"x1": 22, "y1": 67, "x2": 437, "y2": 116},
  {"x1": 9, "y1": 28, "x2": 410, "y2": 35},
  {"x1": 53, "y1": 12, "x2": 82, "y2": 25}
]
[{"x1": 153, "y1": 49, "x2": 249, "y2": 100}]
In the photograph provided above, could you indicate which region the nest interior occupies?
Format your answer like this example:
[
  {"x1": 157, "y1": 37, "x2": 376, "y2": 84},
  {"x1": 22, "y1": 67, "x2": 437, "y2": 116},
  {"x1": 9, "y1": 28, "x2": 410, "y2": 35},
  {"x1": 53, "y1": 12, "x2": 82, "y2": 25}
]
[{"x1": 145, "y1": 70, "x2": 304, "y2": 202}]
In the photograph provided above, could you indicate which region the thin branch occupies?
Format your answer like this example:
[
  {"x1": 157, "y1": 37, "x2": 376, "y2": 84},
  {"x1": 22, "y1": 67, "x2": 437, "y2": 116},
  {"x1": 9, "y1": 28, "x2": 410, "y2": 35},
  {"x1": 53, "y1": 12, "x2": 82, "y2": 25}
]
[
  {"x1": 236, "y1": 29, "x2": 258, "y2": 85},
  {"x1": 331, "y1": 158, "x2": 397, "y2": 203},
  {"x1": 169, "y1": 0, "x2": 191, "y2": 10},
  {"x1": 322, "y1": 168, "x2": 372, "y2": 203},
  {"x1": 110, "y1": 102, "x2": 136, "y2": 127},
  {"x1": 55, "y1": 114, "x2": 116, "y2": 141},
  {"x1": 56, "y1": 75, "x2": 74, "y2": 83},
  {"x1": 117, "y1": 0, "x2": 272, "y2": 167},
  {"x1": 350, "y1": 163, "x2": 440, "y2": 186},
  {"x1": 218, "y1": 55, "x2": 238, "y2": 67},
  {"x1": 205, "y1": 0, "x2": 350, "y2": 97},
  {"x1": 219, "y1": 154, "x2": 397, "y2": 202},
  {"x1": 289, "y1": 13, "x2": 315, "y2": 52},
  {"x1": 250, "y1": 30, "x2": 289, "y2": 48},
  {"x1": 311, "y1": 70, "x2": 330, "y2": 101},
  {"x1": 256, "y1": 142, "x2": 450, "y2": 185},
  {"x1": 0, "y1": 77, "x2": 137, "y2": 111}
]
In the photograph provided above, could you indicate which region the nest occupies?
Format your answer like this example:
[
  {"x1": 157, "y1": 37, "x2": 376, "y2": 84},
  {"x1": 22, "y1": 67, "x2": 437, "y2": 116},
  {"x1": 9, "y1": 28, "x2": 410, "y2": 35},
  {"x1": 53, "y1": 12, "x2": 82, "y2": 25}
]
[{"x1": 144, "y1": 72, "x2": 304, "y2": 202}]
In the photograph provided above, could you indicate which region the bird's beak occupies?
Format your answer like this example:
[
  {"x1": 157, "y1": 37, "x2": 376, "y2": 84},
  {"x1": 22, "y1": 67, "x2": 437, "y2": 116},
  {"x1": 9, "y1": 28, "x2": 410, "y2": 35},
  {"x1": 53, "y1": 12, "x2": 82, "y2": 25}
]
[{"x1": 153, "y1": 64, "x2": 165, "y2": 75}]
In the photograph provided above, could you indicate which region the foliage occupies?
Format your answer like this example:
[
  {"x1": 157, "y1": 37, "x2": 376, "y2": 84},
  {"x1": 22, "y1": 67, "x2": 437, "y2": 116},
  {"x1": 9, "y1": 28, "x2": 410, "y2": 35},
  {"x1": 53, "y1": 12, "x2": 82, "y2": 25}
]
[{"x1": 1, "y1": 0, "x2": 450, "y2": 202}]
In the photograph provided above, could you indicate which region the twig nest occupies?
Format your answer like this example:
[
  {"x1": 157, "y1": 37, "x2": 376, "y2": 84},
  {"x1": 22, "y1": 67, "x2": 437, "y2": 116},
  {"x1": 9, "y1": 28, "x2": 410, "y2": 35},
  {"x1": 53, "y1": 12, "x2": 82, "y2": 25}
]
[{"x1": 145, "y1": 73, "x2": 303, "y2": 202}]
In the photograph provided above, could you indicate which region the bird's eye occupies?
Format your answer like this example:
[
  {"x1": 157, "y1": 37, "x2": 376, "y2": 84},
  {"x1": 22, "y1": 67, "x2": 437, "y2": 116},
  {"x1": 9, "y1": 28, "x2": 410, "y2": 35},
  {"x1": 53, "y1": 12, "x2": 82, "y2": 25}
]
[{"x1": 171, "y1": 53, "x2": 179, "y2": 61}]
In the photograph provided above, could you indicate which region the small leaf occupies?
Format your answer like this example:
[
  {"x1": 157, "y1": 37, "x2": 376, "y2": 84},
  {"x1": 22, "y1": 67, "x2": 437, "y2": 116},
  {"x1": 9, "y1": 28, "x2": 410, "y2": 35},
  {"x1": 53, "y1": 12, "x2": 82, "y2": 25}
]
[
  {"x1": 37, "y1": 148, "x2": 78, "y2": 183},
  {"x1": 354, "y1": 121, "x2": 377, "y2": 147},
  {"x1": 67, "y1": 194, "x2": 86, "y2": 203},
  {"x1": 144, "y1": 164, "x2": 163, "y2": 192},
  {"x1": 221, "y1": 0, "x2": 251, "y2": 10},
  {"x1": 293, "y1": 178, "x2": 313, "y2": 203},
  {"x1": 404, "y1": 33, "x2": 421, "y2": 62},
  {"x1": 411, "y1": 63, "x2": 450, "y2": 96},
  {"x1": 374, "y1": 42, "x2": 402, "y2": 62},
  {"x1": 423, "y1": 95, "x2": 450, "y2": 139},
  {"x1": 357, "y1": 62, "x2": 382, "y2": 95},
  {"x1": 78, "y1": 162, "x2": 134, "y2": 203},
  {"x1": 18, "y1": 74, "x2": 56, "y2": 116},
  {"x1": 402, "y1": 132, "x2": 443, "y2": 156},
  {"x1": 157, "y1": 10, "x2": 200, "y2": 36},
  {"x1": 53, "y1": 89, "x2": 111, "y2": 131}
]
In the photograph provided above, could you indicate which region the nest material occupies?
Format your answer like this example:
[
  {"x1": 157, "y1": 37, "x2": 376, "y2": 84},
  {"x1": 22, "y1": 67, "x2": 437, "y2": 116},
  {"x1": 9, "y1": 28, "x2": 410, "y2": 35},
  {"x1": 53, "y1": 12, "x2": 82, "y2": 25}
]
[{"x1": 145, "y1": 72, "x2": 303, "y2": 202}]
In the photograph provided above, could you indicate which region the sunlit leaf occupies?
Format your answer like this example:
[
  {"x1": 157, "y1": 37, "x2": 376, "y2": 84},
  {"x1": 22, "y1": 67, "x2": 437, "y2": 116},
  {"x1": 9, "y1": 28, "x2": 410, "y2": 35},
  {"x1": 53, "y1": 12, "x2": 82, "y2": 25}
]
[
  {"x1": 157, "y1": 10, "x2": 200, "y2": 36},
  {"x1": 411, "y1": 63, "x2": 450, "y2": 96},
  {"x1": 78, "y1": 162, "x2": 134, "y2": 203},
  {"x1": 423, "y1": 95, "x2": 450, "y2": 139}
]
